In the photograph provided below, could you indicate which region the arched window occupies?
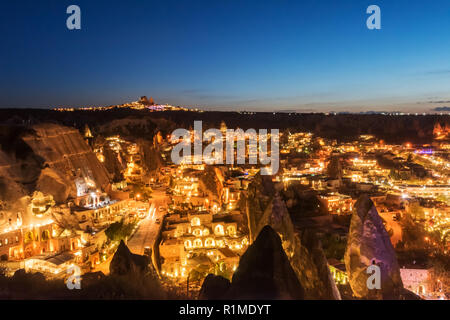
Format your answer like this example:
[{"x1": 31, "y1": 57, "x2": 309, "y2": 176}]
[
  {"x1": 193, "y1": 229, "x2": 202, "y2": 237},
  {"x1": 214, "y1": 224, "x2": 224, "y2": 236},
  {"x1": 205, "y1": 238, "x2": 215, "y2": 248},
  {"x1": 216, "y1": 240, "x2": 225, "y2": 248},
  {"x1": 227, "y1": 225, "x2": 236, "y2": 236},
  {"x1": 193, "y1": 238, "x2": 202, "y2": 248},
  {"x1": 41, "y1": 230, "x2": 50, "y2": 241},
  {"x1": 184, "y1": 240, "x2": 192, "y2": 249},
  {"x1": 418, "y1": 285, "x2": 425, "y2": 295},
  {"x1": 191, "y1": 217, "x2": 201, "y2": 227},
  {"x1": 203, "y1": 228, "x2": 210, "y2": 236},
  {"x1": 25, "y1": 232, "x2": 34, "y2": 243}
]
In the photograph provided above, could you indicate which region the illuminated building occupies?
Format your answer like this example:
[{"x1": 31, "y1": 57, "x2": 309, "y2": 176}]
[
  {"x1": 319, "y1": 193, "x2": 354, "y2": 215},
  {"x1": 159, "y1": 209, "x2": 248, "y2": 279}
]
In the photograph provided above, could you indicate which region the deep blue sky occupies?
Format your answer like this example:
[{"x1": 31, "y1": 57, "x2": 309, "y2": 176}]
[{"x1": 1, "y1": 0, "x2": 450, "y2": 112}]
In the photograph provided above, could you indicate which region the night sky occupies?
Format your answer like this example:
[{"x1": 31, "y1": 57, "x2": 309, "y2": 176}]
[{"x1": 1, "y1": 0, "x2": 450, "y2": 112}]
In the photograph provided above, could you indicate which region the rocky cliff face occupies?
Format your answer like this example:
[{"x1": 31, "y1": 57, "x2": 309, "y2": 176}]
[
  {"x1": 344, "y1": 195, "x2": 404, "y2": 299},
  {"x1": 0, "y1": 126, "x2": 43, "y2": 202},
  {"x1": 198, "y1": 166, "x2": 225, "y2": 202},
  {"x1": 139, "y1": 139, "x2": 163, "y2": 174},
  {"x1": 103, "y1": 145, "x2": 126, "y2": 182},
  {"x1": 0, "y1": 123, "x2": 110, "y2": 204},
  {"x1": 255, "y1": 194, "x2": 296, "y2": 258},
  {"x1": 243, "y1": 173, "x2": 275, "y2": 242},
  {"x1": 24, "y1": 123, "x2": 110, "y2": 193},
  {"x1": 36, "y1": 167, "x2": 75, "y2": 204}
]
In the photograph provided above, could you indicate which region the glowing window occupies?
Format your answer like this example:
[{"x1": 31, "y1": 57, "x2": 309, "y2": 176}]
[
  {"x1": 25, "y1": 232, "x2": 34, "y2": 243},
  {"x1": 191, "y1": 217, "x2": 201, "y2": 227},
  {"x1": 205, "y1": 238, "x2": 215, "y2": 247},
  {"x1": 193, "y1": 238, "x2": 202, "y2": 248},
  {"x1": 216, "y1": 240, "x2": 225, "y2": 247},
  {"x1": 184, "y1": 240, "x2": 192, "y2": 249},
  {"x1": 227, "y1": 225, "x2": 236, "y2": 236},
  {"x1": 214, "y1": 224, "x2": 224, "y2": 236}
]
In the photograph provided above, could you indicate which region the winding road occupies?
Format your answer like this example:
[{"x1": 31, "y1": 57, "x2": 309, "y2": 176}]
[{"x1": 127, "y1": 189, "x2": 169, "y2": 256}]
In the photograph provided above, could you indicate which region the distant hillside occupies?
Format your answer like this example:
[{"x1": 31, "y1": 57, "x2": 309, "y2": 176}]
[{"x1": 0, "y1": 108, "x2": 448, "y2": 143}]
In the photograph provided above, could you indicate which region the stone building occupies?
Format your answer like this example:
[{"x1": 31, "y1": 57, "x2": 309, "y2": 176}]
[
  {"x1": 159, "y1": 210, "x2": 247, "y2": 278},
  {"x1": 400, "y1": 267, "x2": 431, "y2": 297}
]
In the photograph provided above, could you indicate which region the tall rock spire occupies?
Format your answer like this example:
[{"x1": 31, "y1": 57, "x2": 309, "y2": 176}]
[{"x1": 344, "y1": 194, "x2": 404, "y2": 299}]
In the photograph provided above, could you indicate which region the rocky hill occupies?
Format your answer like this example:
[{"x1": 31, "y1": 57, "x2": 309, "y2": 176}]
[
  {"x1": 242, "y1": 174, "x2": 340, "y2": 299},
  {"x1": 198, "y1": 166, "x2": 225, "y2": 202},
  {"x1": 345, "y1": 194, "x2": 404, "y2": 299}
]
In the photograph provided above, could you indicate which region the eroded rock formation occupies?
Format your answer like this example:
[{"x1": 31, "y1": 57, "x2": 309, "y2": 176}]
[
  {"x1": 36, "y1": 168, "x2": 75, "y2": 204},
  {"x1": 0, "y1": 123, "x2": 110, "y2": 204},
  {"x1": 226, "y1": 225, "x2": 304, "y2": 299},
  {"x1": 243, "y1": 174, "x2": 275, "y2": 242},
  {"x1": 242, "y1": 174, "x2": 340, "y2": 299},
  {"x1": 198, "y1": 274, "x2": 231, "y2": 300},
  {"x1": 110, "y1": 240, "x2": 151, "y2": 276},
  {"x1": 292, "y1": 230, "x2": 341, "y2": 300},
  {"x1": 24, "y1": 123, "x2": 110, "y2": 194},
  {"x1": 139, "y1": 139, "x2": 163, "y2": 174},
  {"x1": 198, "y1": 166, "x2": 225, "y2": 202},
  {"x1": 344, "y1": 194, "x2": 404, "y2": 299},
  {"x1": 102, "y1": 145, "x2": 126, "y2": 182}
]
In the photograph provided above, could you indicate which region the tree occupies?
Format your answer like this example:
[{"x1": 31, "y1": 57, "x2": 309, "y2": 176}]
[
  {"x1": 436, "y1": 194, "x2": 449, "y2": 205},
  {"x1": 389, "y1": 169, "x2": 401, "y2": 180},
  {"x1": 105, "y1": 221, "x2": 136, "y2": 242},
  {"x1": 431, "y1": 255, "x2": 450, "y2": 294},
  {"x1": 408, "y1": 202, "x2": 425, "y2": 221},
  {"x1": 321, "y1": 234, "x2": 346, "y2": 260},
  {"x1": 209, "y1": 262, "x2": 233, "y2": 280},
  {"x1": 400, "y1": 215, "x2": 427, "y2": 249}
]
